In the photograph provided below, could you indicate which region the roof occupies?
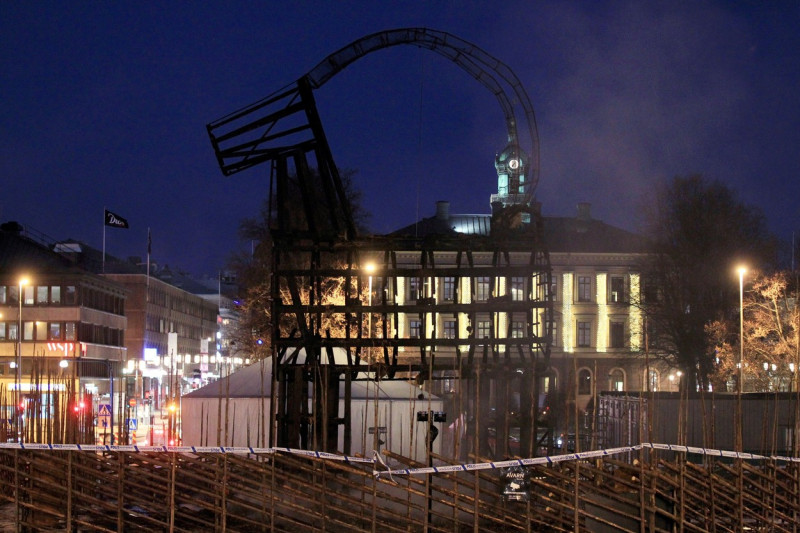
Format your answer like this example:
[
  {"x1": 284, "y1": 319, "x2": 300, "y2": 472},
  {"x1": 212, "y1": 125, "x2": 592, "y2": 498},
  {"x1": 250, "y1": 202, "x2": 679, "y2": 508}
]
[
  {"x1": 185, "y1": 351, "x2": 438, "y2": 402},
  {"x1": 389, "y1": 206, "x2": 647, "y2": 254}
]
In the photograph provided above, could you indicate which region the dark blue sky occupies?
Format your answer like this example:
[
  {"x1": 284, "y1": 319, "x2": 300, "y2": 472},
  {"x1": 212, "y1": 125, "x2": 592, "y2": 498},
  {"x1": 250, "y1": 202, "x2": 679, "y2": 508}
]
[{"x1": 2, "y1": 2, "x2": 799, "y2": 274}]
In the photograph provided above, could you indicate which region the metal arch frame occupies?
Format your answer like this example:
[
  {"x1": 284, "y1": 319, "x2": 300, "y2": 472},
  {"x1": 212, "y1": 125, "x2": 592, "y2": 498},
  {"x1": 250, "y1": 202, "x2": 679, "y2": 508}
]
[{"x1": 305, "y1": 27, "x2": 540, "y2": 195}]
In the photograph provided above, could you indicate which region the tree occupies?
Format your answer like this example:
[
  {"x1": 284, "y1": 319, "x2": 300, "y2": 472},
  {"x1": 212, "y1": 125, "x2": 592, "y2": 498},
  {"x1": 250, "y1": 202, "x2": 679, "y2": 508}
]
[
  {"x1": 709, "y1": 270, "x2": 800, "y2": 391},
  {"x1": 640, "y1": 174, "x2": 776, "y2": 391},
  {"x1": 228, "y1": 168, "x2": 371, "y2": 359}
]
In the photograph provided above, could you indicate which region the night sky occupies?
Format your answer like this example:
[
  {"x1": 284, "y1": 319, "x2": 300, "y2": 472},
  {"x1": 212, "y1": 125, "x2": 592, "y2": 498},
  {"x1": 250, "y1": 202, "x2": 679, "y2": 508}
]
[{"x1": 2, "y1": 2, "x2": 799, "y2": 275}]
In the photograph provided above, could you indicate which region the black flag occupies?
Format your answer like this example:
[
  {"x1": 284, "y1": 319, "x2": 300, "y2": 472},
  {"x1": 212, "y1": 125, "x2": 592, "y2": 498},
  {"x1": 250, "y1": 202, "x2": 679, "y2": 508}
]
[{"x1": 105, "y1": 209, "x2": 129, "y2": 229}]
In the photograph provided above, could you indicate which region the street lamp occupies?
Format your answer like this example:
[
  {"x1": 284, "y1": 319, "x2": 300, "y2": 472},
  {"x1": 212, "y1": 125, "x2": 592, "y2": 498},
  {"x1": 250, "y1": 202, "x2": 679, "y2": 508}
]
[
  {"x1": 737, "y1": 267, "x2": 746, "y2": 393},
  {"x1": 364, "y1": 262, "x2": 376, "y2": 347},
  {"x1": 736, "y1": 266, "x2": 746, "y2": 452},
  {"x1": 16, "y1": 277, "x2": 29, "y2": 442}
]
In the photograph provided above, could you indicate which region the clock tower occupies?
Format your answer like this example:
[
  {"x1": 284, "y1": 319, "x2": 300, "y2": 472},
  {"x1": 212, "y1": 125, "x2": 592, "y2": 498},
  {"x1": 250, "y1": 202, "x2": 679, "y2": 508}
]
[{"x1": 491, "y1": 142, "x2": 530, "y2": 209}]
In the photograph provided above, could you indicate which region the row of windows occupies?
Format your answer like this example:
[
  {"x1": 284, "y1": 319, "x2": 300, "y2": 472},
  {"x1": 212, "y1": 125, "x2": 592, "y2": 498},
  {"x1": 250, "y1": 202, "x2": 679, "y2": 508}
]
[
  {"x1": 0, "y1": 284, "x2": 77, "y2": 306},
  {"x1": 0, "y1": 320, "x2": 123, "y2": 347},
  {"x1": 406, "y1": 318, "x2": 627, "y2": 348},
  {"x1": 0, "y1": 284, "x2": 124, "y2": 315},
  {"x1": 400, "y1": 275, "x2": 630, "y2": 304}
]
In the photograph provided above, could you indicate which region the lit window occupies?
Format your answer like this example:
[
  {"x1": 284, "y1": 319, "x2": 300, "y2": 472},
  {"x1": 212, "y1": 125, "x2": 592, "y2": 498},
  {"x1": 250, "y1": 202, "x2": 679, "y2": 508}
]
[
  {"x1": 510, "y1": 277, "x2": 524, "y2": 301},
  {"x1": 36, "y1": 286, "x2": 48, "y2": 304},
  {"x1": 443, "y1": 320, "x2": 456, "y2": 339},
  {"x1": 441, "y1": 277, "x2": 455, "y2": 301},
  {"x1": 610, "y1": 276, "x2": 625, "y2": 303},
  {"x1": 408, "y1": 278, "x2": 420, "y2": 302},
  {"x1": 50, "y1": 286, "x2": 61, "y2": 304},
  {"x1": 24, "y1": 321, "x2": 37, "y2": 341},
  {"x1": 577, "y1": 321, "x2": 591, "y2": 347},
  {"x1": 610, "y1": 369, "x2": 625, "y2": 391},
  {"x1": 510, "y1": 321, "x2": 524, "y2": 338},
  {"x1": 49, "y1": 322, "x2": 62, "y2": 340},
  {"x1": 476, "y1": 320, "x2": 491, "y2": 341},
  {"x1": 475, "y1": 277, "x2": 491, "y2": 301},
  {"x1": 577, "y1": 276, "x2": 591, "y2": 302},
  {"x1": 409, "y1": 319, "x2": 421, "y2": 339},
  {"x1": 65, "y1": 323, "x2": 76, "y2": 341},
  {"x1": 0, "y1": 286, "x2": 6, "y2": 305},
  {"x1": 0, "y1": 323, "x2": 5, "y2": 340},
  {"x1": 647, "y1": 370, "x2": 659, "y2": 392},
  {"x1": 23, "y1": 285, "x2": 34, "y2": 305}
]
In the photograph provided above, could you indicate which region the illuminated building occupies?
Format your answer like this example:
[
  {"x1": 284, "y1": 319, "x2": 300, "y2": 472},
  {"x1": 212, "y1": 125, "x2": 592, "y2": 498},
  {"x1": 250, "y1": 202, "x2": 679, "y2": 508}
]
[{"x1": 0, "y1": 221, "x2": 127, "y2": 439}]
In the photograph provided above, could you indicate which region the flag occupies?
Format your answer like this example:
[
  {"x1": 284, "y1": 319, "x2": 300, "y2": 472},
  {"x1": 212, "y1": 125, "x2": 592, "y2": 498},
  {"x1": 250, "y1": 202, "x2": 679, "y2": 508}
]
[
  {"x1": 104, "y1": 209, "x2": 129, "y2": 229},
  {"x1": 147, "y1": 228, "x2": 152, "y2": 254}
]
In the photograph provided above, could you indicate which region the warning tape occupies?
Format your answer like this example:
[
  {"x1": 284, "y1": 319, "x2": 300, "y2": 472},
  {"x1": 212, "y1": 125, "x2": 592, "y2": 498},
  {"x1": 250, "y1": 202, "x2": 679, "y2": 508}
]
[
  {"x1": 0, "y1": 442, "x2": 797, "y2": 474},
  {"x1": 372, "y1": 443, "x2": 800, "y2": 478},
  {"x1": 0, "y1": 442, "x2": 372, "y2": 464}
]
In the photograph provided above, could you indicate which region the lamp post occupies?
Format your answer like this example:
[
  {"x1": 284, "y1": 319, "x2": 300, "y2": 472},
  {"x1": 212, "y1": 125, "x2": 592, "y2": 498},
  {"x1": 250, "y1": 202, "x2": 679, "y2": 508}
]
[
  {"x1": 737, "y1": 266, "x2": 746, "y2": 452},
  {"x1": 364, "y1": 262, "x2": 375, "y2": 355},
  {"x1": 16, "y1": 277, "x2": 29, "y2": 442},
  {"x1": 738, "y1": 267, "x2": 746, "y2": 393}
]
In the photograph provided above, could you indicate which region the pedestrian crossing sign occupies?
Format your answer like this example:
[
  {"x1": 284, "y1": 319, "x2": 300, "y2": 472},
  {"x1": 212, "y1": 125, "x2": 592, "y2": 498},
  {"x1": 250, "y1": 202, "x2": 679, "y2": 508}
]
[{"x1": 98, "y1": 404, "x2": 111, "y2": 417}]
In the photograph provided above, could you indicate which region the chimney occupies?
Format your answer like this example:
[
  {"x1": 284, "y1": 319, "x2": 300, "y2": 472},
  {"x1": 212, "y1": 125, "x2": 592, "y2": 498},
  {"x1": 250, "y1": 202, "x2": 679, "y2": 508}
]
[
  {"x1": 576, "y1": 202, "x2": 592, "y2": 221},
  {"x1": 435, "y1": 201, "x2": 450, "y2": 221}
]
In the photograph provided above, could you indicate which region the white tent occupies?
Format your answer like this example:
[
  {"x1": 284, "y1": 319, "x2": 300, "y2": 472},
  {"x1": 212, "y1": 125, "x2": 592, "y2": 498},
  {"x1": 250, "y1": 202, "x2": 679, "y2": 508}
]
[{"x1": 181, "y1": 349, "x2": 444, "y2": 462}]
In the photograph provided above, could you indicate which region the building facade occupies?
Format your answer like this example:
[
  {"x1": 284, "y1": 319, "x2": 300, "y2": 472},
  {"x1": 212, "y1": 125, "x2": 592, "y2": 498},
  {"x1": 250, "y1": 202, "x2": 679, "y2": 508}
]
[{"x1": 0, "y1": 222, "x2": 127, "y2": 441}]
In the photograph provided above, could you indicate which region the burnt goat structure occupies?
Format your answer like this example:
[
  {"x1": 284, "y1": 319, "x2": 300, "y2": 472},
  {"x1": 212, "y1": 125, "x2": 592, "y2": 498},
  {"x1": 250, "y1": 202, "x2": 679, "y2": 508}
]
[{"x1": 207, "y1": 29, "x2": 554, "y2": 459}]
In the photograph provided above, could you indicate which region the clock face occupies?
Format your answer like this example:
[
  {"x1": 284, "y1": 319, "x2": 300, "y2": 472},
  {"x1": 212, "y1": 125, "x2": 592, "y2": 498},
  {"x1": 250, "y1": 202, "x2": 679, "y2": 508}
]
[{"x1": 508, "y1": 158, "x2": 520, "y2": 170}]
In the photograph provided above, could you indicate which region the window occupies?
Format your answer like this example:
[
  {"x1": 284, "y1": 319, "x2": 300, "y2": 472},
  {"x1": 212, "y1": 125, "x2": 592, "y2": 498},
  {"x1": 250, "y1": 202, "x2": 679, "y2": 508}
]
[
  {"x1": 443, "y1": 320, "x2": 456, "y2": 339},
  {"x1": 0, "y1": 286, "x2": 5, "y2": 304},
  {"x1": 578, "y1": 368, "x2": 592, "y2": 395},
  {"x1": 23, "y1": 321, "x2": 34, "y2": 341},
  {"x1": 36, "y1": 321, "x2": 47, "y2": 341},
  {"x1": 475, "y1": 277, "x2": 491, "y2": 301},
  {"x1": 0, "y1": 323, "x2": 5, "y2": 340},
  {"x1": 510, "y1": 321, "x2": 524, "y2": 338},
  {"x1": 49, "y1": 322, "x2": 61, "y2": 340},
  {"x1": 408, "y1": 278, "x2": 419, "y2": 302},
  {"x1": 510, "y1": 277, "x2": 524, "y2": 301},
  {"x1": 23, "y1": 285, "x2": 34, "y2": 305},
  {"x1": 409, "y1": 319, "x2": 421, "y2": 339},
  {"x1": 610, "y1": 276, "x2": 625, "y2": 303},
  {"x1": 577, "y1": 321, "x2": 591, "y2": 347},
  {"x1": 65, "y1": 323, "x2": 76, "y2": 341},
  {"x1": 577, "y1": 276, "x2": 592, "y2": 302},
  {"x1": 64, "y1": 286, "x2": 77, "y2": 305},
  {"x1": 647, "y1": 369, "x2": 659, "y2": 392},
  {"x1": 550, "y1": 320, "x2": 558, "y2": 347},
  {"x1": 548, "y1": 277, "x2": 558, "y2": 301},
  {"x1": 610, "y1": 322, "x2": 625, "y2": 348},
  {"x1": 441, "y1": 277, "x2": 455, "y2": 301},
  {"x1": 541, "y1": 369, "x2": 557, "y2": 393},
  {"x1": 50, "y1": 286, "x2": 61, "y2": 304},
  {"x1": 476, "y1": 320, "x2": 491, "y2": 341},
  {"x1": 8, "y1": 323, "x2": 18, "y2": 341},
  {"x1": 609, "y1": 369, "x2": 625, "y2": 391},
  {"x1": 36, "y1": 286, "x2": 48, "y2": 304}
]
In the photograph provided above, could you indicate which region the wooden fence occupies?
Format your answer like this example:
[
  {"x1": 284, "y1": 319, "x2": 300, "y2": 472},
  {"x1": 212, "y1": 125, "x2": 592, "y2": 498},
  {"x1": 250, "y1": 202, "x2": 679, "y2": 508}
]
[{"x1": 1, "y1": 446, "x2": 799, "y2": 532}]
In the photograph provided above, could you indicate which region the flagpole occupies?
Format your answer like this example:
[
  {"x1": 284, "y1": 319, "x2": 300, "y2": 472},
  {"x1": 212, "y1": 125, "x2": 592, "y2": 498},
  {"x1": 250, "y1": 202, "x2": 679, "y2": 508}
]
[
  {"x1": 147, "y1": 228, "x2": 151, "y2": 297},
  {"x1": 103, "y1": 207, "x2": 107, "y2": 273}
]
